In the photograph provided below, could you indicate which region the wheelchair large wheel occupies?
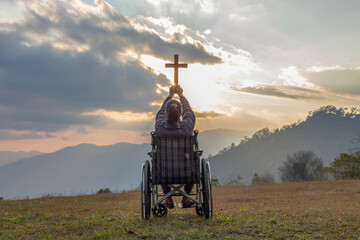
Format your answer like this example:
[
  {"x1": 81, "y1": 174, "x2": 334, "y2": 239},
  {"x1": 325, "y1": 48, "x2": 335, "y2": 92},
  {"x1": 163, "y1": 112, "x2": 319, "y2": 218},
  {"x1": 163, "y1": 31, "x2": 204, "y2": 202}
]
[
  {"x1": 201, "y1": 158, "x2": 213, "y2": 218},
  {"x1": 141, "y1": 160, "x2": 151, "y2": 219}
]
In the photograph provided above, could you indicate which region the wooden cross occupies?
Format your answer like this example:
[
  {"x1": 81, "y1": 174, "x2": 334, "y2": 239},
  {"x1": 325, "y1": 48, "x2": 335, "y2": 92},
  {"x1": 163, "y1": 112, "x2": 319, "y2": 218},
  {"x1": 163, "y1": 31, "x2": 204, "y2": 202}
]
[{"x1": 165, "y1": 54, "x2": 188, "y2": 86}]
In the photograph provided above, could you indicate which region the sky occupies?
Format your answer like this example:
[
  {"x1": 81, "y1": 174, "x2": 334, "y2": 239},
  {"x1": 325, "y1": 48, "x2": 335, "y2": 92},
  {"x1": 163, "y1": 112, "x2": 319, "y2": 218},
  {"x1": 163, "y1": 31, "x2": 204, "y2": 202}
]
[{"x1": 0, "y1": 0, "x2": 360, "y2": 152}]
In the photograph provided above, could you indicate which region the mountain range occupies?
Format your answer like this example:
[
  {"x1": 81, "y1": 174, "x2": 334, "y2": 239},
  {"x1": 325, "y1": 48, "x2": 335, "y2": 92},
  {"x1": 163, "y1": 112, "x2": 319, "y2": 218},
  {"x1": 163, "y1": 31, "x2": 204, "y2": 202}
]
[
  {"x1": 0, "y1": 143, "x2": 148, "y2": 199},
  {"x1": 209, "y1": 106, "x2": 360, "y2": 184},
  {"x1": 0, "y1": 151, "x2": 42, "y2": 167},
  {"x1": 0, "y1": 128, "x2": 247, "y2": 199},
  {"x1": 1, "y1": 106, "x2": 359, "y2": 199},
  {"x1": 198, "y1": 128, "x2": 253, "y2": 157}
]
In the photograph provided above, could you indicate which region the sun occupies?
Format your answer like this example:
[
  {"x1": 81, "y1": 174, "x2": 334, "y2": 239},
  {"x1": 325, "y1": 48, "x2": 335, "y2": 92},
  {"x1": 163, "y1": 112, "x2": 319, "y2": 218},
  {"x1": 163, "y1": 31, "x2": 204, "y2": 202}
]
[{"x1": 140, "y1": 55, "x2": 226, "y2": 113}]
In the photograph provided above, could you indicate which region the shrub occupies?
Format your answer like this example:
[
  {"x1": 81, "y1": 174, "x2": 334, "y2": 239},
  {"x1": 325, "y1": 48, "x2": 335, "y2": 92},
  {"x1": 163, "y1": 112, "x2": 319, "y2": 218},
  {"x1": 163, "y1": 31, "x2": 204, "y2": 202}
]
[
  {"x1": 224, "y1": 175, "x2": 243, "y2": 186},
  {"x1": 251, "y1": 172, "x2": 275, "y2": 184},
  {"x1": 328, "y1": 152, "x2": 360, "y2": 179},
  {"x1": 211, "y1": 177, "x2": 220, "y2": 186},
  {"x1": 97, "y1": 188, "x2": 112, "y2": 194}
]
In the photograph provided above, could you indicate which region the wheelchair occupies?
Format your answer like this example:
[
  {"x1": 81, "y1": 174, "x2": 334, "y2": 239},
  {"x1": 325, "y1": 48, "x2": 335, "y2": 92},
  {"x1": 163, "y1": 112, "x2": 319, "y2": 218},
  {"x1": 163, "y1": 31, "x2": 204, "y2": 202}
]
[{"x1": 140, "y1": 130, "x2": 213, "y2": 219}]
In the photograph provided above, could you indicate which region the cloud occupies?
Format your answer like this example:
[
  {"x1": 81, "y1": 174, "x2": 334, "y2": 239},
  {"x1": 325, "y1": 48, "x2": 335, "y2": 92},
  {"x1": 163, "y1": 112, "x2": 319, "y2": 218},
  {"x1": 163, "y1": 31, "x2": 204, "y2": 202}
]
[
  {"x1": 142, "y1": 0, "x2": 218, "y2": 17},
  {"x1": 12, "y1": 0, "x2": 221, "y2": 65},
  {"x1": 0, "y1": 0, "x2": 222, "y2": 133},
  {"x1": 137, "y1": 0, "x2": 360, "y2": 69},
  {"x1": 303, "y1": 69, "x2": 360, "y2": 95},
  {"x1": 0, "y1": 31, "x2": 166, "y2": 131},
  {"x1": 140, "y1": 131, "x2": 151, "y2": 137},
  {"x1": 231, "y1": 85, "x2": 324, "y2": 100},
  {"x1": 132, "y1": 16, "x2": 222, "y2": 64},
  {"x1": 0, "y1": 130, "x2": 56, "y2": 140},
  {"x1": 196, "y1": 109, "x2": 276, "y2": 131},
  {"x1": 77, "y1": 127, "x2": 88, "y2": 135},
  {"x1": 81, "y1": 109, "x2": 156, "y2": 131},
  {"x1": 194, "y1": 110, "x2": 224, "y2": 119}
]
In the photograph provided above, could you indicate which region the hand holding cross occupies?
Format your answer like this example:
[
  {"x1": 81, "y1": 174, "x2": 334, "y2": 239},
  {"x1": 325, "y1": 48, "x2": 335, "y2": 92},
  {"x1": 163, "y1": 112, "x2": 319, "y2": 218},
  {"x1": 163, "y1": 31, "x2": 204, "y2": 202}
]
[{"x1": 168, "y1": 85, "x2": 183, "y2": 98}]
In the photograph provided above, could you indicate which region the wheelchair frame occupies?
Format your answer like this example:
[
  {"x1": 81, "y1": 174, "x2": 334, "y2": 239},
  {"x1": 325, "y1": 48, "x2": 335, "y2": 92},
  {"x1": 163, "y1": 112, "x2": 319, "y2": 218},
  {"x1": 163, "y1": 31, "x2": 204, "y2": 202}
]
[{"x1": 141, "y1": 130, "x2": 213, "y2": 219}]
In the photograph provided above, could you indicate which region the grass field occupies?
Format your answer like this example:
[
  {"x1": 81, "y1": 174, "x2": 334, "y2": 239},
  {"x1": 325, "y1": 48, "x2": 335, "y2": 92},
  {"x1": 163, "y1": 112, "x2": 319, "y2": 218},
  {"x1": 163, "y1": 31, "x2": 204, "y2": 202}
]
[{"x1": 1, "y1": 180, "x2": 360, "y2": 239}]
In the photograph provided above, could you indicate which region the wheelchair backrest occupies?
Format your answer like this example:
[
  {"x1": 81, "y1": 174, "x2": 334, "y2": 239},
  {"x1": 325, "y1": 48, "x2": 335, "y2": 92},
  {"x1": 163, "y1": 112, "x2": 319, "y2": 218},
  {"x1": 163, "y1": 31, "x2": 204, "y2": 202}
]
[{"x1": 151, "y1": 133, "x2": 200, "y2": 185}]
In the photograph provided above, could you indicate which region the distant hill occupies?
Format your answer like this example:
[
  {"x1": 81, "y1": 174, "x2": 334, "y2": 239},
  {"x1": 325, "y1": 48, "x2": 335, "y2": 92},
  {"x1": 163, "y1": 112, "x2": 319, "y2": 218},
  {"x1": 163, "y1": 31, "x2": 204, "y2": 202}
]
[
  {"x1": 0, "y1": 143, "x2": 149, "y2": 199},
  {"x1": 199, "y1": 128, "x2": 253, "y2": 157},
  {"x1": 2, "y1": 106, "x2": 359, "y2": 198},
  {"x1": 0, "y1": 128, "x2": 250, "y2": 199},
  {"x1": 208, "y1": 106, "x2": 360, "y2": 184},
  {"x1": 0, "y1": 151, "x2": 42, "y2": 167}
]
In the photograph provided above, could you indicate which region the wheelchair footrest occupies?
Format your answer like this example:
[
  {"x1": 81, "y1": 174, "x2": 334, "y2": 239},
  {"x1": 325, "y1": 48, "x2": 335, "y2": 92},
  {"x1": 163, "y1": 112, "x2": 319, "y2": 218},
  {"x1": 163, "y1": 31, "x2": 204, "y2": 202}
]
[
  {"x1": 159, "y1": 192, "x2": 197, "y2": 197},
  {"x1": 178, "y1": 202, "x2": 197, "y2": 208}
]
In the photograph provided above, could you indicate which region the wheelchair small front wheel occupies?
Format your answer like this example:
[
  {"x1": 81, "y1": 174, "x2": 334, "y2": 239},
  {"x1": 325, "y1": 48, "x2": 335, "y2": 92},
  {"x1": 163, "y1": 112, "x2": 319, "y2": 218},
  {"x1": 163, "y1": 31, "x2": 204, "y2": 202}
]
[
  {"x1": 152, "y1": 203, "x2": 168, "y2": 218},
  {"x1": 195, "y1": 206, "x2": 205, "y2": 216}
]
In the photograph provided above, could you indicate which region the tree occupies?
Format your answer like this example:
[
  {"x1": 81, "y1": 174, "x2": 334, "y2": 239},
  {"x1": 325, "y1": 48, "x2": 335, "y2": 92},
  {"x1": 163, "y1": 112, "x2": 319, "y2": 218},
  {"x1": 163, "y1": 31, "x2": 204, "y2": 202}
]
[
  {"x1": 251, "y1": 173, "x2": 261, "y2": 185},
  {"x1": 252, "y1": 128, "x2": 271, "y2": 142},
  {"x1": 328, "y1": 152, "x2": 360, "y2": 179},
  {"x1": 279, "y1": 150, "x2": 324, "y2": 182},
  {"x1": 251, "y1": 172, "x2": 275, "y2": 184},
  {"x1": 307, "y1": 105, "x2": 347, "y2": 120}
]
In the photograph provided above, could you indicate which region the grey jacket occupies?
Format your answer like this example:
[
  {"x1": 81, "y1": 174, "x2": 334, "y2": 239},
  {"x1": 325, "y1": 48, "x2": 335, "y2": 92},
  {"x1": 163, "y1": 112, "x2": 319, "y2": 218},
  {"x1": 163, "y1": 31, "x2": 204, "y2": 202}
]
[{"x1": 155, "y1": 96, "x2": 196, "y2": 137}]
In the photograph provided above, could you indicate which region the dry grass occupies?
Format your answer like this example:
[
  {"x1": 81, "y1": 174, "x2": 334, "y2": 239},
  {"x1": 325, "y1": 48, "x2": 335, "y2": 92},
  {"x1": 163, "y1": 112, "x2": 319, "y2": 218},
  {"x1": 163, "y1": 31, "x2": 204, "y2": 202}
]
[{"x1": 1, "y1": 180, "x2": 360, "y2": 239}]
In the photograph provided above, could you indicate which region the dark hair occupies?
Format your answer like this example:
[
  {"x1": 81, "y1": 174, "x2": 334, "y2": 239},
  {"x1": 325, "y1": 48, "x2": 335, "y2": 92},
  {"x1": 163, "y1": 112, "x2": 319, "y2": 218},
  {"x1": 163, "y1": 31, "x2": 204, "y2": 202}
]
[{"x1": 166, "y1": 100, "x2": 182, "y2": 125}]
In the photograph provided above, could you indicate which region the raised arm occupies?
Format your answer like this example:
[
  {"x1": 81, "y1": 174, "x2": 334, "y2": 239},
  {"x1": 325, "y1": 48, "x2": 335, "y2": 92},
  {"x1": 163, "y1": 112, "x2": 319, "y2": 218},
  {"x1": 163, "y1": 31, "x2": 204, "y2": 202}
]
[
  {"x1": 177, "y1": 86, "x2": 195, "y2": 133},
  {"x1": 155, "y1": 86, "x2": 176, "y2": 130}
]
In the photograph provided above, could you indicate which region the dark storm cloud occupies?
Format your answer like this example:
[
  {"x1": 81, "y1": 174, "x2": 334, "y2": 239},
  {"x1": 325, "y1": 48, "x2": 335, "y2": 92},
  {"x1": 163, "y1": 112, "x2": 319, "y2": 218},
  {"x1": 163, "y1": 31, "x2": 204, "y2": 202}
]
[
  {"x1": 0, "y1": 30, "x2": 167, "y2": 131},
  {"x1": 0, "y1": 0, "x2": 222, "y2": 136},
  {"x1": 303, "y1": 69, "x2": 360, "y2": 95},
  {"x1": 232, "y1": 85, "x2": 324, "y2": 100},
  {"x1": 0, "y1": 130, "x2": 56, "y2": 140},
  {"x1": 14, "y1": 0, "x2": 221, "y2": 64}
]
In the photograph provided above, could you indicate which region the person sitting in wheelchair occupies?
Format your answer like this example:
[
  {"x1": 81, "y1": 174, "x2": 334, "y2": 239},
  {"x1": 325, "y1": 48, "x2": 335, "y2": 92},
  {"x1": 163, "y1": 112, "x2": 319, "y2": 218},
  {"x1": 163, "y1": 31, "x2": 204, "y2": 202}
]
[{"x1": 155, "y1": 85, "x2": 196, "y2": 209}]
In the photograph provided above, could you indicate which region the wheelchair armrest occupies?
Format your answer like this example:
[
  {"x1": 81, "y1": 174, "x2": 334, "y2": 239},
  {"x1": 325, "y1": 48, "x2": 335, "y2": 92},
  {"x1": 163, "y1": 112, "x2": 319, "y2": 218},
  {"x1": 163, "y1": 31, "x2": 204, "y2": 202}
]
[
  {"x1": 195, "y1": 148, "x2": 203, "y2": 156},
  {"x1": 148, "y1": 149, "x2": 156, "y2": 157}
]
